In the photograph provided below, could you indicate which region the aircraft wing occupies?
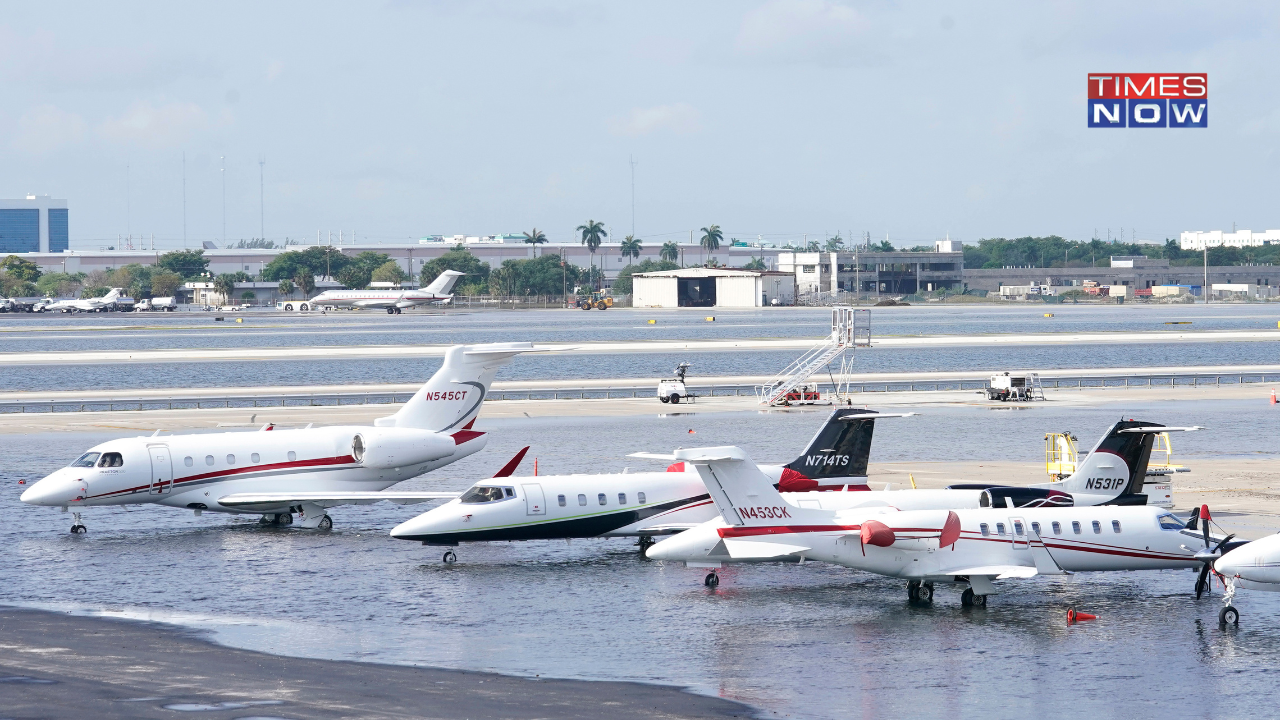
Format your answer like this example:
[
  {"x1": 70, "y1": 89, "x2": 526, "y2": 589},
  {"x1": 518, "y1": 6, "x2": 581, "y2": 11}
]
[
  {"x1": 218, "y1": 491, "x2": 459, "y2": 510},
  {"x1": 352, "y1": 299, "x2": 396, "y2": 308},
  {"x1": 941, "y1": 565, "x2": 1039, "y2": 579},
  {"x1": 633, "y1": 523, "x2": 703, "y2": 534},
  {"x1": 716, "y1": 538, "x2": 810, "y2": 559}
]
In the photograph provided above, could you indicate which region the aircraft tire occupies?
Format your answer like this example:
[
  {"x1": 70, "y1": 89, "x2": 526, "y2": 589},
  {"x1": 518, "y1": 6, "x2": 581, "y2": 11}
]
[
  {"x1": 443, "y1": 551, "x2": 457, "y2": 564},
  {"x1": 1220, "y1": 606, "x2": 1239, "y2": 625},
  {"x1": 387, "y1": 308, "x2": 396, "y2": 314},
  {"x1": 274, "y1": 512, "x2": 293, "y2": 526},
  {"x1": 659, "y1": 396, "x2": 670, "y2": 404},
  {"x1": 916, "y1": 583, "x2": 934, "y2": 604},
  {"x1": 317, "y1": 515, "x2": 333, "y2": 531},
  {"x1": 70, "y1": 524, "x2": 87, "y2": 534},
  {"x1": 907, "y1": 580, "x2": 920, "y2": 602},
  {"x1": 704, "y1": 573, "x2": 719, "y2": 587},
  {"x1": 961, "y1": 587, "x2": 974, "y2": 606}
]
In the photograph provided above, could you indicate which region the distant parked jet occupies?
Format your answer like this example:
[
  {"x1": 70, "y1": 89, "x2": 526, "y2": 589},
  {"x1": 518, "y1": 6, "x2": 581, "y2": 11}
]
[
  {"x1": 42, "y1": 288, "x2": 123, "y2": 313},
  {"x1": 306, "y1": 270, "x2": 465, "y2": 314}
]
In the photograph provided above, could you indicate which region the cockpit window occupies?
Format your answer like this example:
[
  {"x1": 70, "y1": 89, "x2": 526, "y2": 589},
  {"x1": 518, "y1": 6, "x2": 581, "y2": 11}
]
[
  {"x1": 97, "y1": 452, "x2": 124, "y2": 467},
  {"x1": 70, "y1": 452, "x2": 100, "y2": 468},
  {"x1": 1158, "y1": 513, "x2": 1185, "y2": 530},
  {"x1": 460, "y1": 486, "x2": 513, "y2": 504}
]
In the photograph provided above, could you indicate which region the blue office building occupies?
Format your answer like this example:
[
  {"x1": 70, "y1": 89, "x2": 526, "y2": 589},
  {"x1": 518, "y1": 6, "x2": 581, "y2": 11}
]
[{"x1": 0, "y1": 196, "x2": 69, "y2": 253}]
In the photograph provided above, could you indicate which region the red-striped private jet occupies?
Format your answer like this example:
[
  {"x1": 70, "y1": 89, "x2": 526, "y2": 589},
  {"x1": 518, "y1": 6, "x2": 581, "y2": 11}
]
[{"x1": 20, "y1": 343, "x2": 538, "y2": 533}]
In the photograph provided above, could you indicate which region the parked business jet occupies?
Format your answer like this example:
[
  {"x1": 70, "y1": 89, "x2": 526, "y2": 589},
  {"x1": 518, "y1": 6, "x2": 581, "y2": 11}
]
[
  {"x1": 1202, "y1": 507, "x2": 1280, "y2": 624},
  {"x1": 20, "y1": 342, "x2": 538, "y2": 533},
  {"x1": 648, "y1": 445, "x2": 1238, "y2": 606},
  {"x1": 308, "y1": 270, "x2": 465, "y2": 314},
  {"x1": 389, "y1": 408, "x2": 914, "y2": 560},
  {"x1": 42, "y1": 288, "x2": 123, "y2": 313}
]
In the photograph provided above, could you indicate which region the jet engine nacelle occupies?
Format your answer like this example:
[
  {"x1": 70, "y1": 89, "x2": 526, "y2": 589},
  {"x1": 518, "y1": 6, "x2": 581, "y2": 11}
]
[
  {"x1": 978, "y1": 487, "x2": 1074, "y2": 509},
  {"x1": 352, "y1": 429, "x2": 455, "y2": 469}
]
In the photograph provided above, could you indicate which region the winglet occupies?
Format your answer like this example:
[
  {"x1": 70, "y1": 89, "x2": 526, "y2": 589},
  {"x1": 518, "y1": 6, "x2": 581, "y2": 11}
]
[{"x1": 492, "y1": 446, "x2": 530, "y2": 478}]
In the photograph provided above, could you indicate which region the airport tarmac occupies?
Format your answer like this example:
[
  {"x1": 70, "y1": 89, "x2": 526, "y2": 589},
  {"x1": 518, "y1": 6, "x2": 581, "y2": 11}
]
[{"x1": 0, "y1": 606, "x2": 748, "y2": 720}]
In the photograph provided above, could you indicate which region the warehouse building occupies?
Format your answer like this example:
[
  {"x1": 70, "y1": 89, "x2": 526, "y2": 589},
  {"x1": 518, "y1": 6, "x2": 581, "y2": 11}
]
[
  {"x1": 1180, "y1": 229, "x2": 1280, "y2": 251},
  {"x1": 0, "y1": 195, "x2": 68, "y2": 253},
  {"x1": 632, "y1": 268, "x2": 796, "y2": 308}
]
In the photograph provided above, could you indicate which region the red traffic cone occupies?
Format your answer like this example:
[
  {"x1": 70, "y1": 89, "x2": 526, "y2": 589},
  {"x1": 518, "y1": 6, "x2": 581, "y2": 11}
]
[
  {"x1": 1271, "y1": 388, "x2": 1277, "y2": 405},
  {"x1": 1067, "y1": 608, "x2": 1097, "y2": 623}
]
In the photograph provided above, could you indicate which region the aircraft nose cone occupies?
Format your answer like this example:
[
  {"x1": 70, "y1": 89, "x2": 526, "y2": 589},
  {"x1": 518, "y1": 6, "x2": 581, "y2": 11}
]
[
  {"x1": 645, "y1": 535, "x2": 688, "y2": 561},
  {"x1": 20, "y1": 475, "x2": 79, "y2": 506},
  {"x1": 390, "y1": 511, "x2": 449, "y2": 540}
]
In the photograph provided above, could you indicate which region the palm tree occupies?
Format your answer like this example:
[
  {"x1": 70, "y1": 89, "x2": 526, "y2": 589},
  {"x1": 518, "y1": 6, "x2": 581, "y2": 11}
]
[
  {"x1": 278, "y1": 278, "x2": 295, "y2": 299},
  {"x1": 293, "y1": 269, "x2": 316, "y2": 299},
  {"x1": 576, "y1": 220, "x2": 607, "y2": 289},
  {"x1": 212, "y1": 274, "x2": 236, "y2": 305},
  {"x1": 620, "y1": 235, "x2": 642, "y2": 264},
  {"x1": 699, "y1": 225, "x2": 722, "y2": 265},
  {"x1": 825, "y1": 235, "x2": 844, "y2": 252},
  {"x1": 660, "y1": 241, "x2": 679, "y2": 263},
  {"x1": 523, "y1": 228, "x2": 547, "y2": 257}
]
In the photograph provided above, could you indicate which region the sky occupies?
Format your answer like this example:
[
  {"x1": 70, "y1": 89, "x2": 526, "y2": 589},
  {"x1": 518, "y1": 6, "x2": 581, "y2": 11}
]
[{"x1": 2, "y1": 1, "x2": 1278, "y2": 250}]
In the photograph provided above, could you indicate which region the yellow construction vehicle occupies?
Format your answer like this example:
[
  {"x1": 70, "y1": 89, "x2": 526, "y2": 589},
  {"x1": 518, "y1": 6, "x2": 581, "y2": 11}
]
[{"x1": 576, "y1": 292, "x2": 614, "y2": 310}]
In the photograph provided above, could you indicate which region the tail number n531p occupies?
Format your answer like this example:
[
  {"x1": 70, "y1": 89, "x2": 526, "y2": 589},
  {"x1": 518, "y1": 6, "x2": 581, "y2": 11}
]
[{"x1": 1085, "y1": 477, "x2": 1125, "y2": 490}]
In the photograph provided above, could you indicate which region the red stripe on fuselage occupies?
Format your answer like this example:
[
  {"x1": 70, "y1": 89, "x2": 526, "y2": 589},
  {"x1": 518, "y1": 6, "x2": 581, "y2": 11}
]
[{"x1": 90, "y1": 454, "x2": 358, "y2": 499}]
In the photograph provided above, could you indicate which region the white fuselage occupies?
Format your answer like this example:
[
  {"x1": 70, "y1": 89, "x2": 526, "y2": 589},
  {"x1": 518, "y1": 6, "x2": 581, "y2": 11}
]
[
  {"x1": 649, "y1": 505, "x2": 1204, "y2": 578},
  {"x1": 1216, "y1": 533, "x2": 1280, "y2": 592},
  {"x1": 21, "y1": 426, "x2": 485, "y2": 514},
  {"x1": 388, "y1": 472, "x2": 998, "y2": 544},
  {"x1": 310, "y1": 289, "x2": 449, "y2": 309}
]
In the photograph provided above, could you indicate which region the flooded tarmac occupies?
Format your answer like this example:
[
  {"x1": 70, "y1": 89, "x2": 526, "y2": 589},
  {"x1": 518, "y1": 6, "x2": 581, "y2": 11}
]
[{"x1": 3, "y1": 399, "x2": 1279, "y2": 719}]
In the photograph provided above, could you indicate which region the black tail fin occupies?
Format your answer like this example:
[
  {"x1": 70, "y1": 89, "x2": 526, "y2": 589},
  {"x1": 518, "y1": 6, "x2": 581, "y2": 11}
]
[
  {"x1": 1051, "y1": 419, "x2": 1159, "y2": 501},
  {"x1": 782, "y1": 409, "x2": 877, "y2": 487}
]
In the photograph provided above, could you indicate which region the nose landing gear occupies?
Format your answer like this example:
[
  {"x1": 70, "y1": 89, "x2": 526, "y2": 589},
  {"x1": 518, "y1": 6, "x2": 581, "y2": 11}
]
[
  {"x1": 442, "y1": 551, "x2": 457, "y2": 564},
  {"x1": 637, "y1": 535, "x2": 655, "y2": 555},
  {"x1": 1219, "y1": 576, "x2": 1240, "y2": 625},
  {"x1": 704, "y1": 572, "x2": 719, "y2": 588},
  {"x1": 69, "y1": 512, "x2": 86, "y2": 534}
]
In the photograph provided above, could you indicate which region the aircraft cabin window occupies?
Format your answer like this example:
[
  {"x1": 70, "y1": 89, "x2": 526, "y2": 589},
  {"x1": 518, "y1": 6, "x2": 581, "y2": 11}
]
[
  {"x1": 70, "y1": 452, "x2": 100, "y2": 468},
  {"x1": 97, "y1": 452, "x2": 124, "y2": 467},
  {"x1": 979, "y1": 523, "x2": 990, "y2": 537},
  {"x1": 288, "y1": 451, "x2": 296, "y2": 462},
  {"x1": 1013, "y1": 521, "x2": 1025, "y2": 536},
  {"x1": 1072, "y1": 521, "x2": 1081, "y2": 534},
  {"x1": 578, "y1": 494, "x2": 587, "y2": 506},
  {"x1": 598, "y1": 493, "x2": 607, "y2": 506},
  {"x1": 1112, "y1": 520, "x2": 1122, "y2": 533},
  {"x1": 558, "y1": 494, "x2": 566, "y2": 507},
  {"x1": 618, "y1": 493, "x2": 627, "y2": 505},
  {"x1": 227, "y1": 454, "x2": 236, "y2": 465},
  {"x1": 996, "y1": 523, "x2": 1006, "y2": 536},
  {"x1": 251, "y1": 453, "x2": 260, "y2": 463},
  {"x1": 504, "y1": 488, "x2": 514, "y2": 497},
  {"x1": 184, "y1": 456, "x2": 193, "y2": 467},
  {"x1": 1157, "y1": 513, "x2": 1184, "y2": 530},
  {"x1": 638, "y1": 492, "x2": 646, "y2": 504},
  {"x1": 1030, "y1": 522, "x2": 1041, "y2": 536},
  {"x1": 205, "y1": 455, "x2": 215, "y2": 466},
  {"x1": 1052, "y1": 521, "x2": 1062, "y2": 535},
  {"x1": 460, "y1": 486, "x2": 508, "y2": 504},
  {"x1": 1092, "y1": 520, "x2": 1102, "y2": 534}
]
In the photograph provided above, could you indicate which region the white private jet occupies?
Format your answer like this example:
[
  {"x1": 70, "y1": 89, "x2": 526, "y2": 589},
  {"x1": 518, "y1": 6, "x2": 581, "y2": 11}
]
[
  {"x1": 20, "y1": 342, "x2": 539, "y2": 533},
  {"x1": 647, "y1": 445, "x2": 1237, "y2": 606},
  {"x1": 308, "y1": 270, "x2": 465, "y2": 314},
  {"x1": 389, "y1": 408, "x2": 916, "y2": 561},
  {"x1": 42, "y1": 288, "x2": 123, "y2": 313},
  {"x1": 1198, "y1": 506, "x2": 1279, "y2": 625}
]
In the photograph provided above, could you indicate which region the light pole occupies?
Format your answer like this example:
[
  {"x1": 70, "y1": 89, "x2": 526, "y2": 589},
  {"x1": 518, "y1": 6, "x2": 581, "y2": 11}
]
[{"x1": 220, "y1": 156, "x2": 226, "y2": 244}]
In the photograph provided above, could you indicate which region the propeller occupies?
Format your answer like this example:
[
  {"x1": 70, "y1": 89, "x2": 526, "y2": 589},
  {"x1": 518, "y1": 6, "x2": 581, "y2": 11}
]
[{"x1": 1190, "y1": 505, "x2": 1236, "y2": 599}]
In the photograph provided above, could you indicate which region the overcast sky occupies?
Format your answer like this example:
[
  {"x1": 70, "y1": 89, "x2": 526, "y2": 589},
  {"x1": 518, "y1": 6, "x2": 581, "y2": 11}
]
[{"x1": 3, "y1": 1, "x2": 1278, "y2": 249}]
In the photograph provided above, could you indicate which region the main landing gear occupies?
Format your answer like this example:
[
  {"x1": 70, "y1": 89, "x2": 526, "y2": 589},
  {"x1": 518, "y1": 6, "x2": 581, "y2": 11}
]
[
  {"x1": 386, "y1": 307, "x2": 403, "y2": 314},
  {"x1": 70, "y1": 512, "x2": 86, "y2": 534},
  {"x1": 704, "y1": 572, "x2": 720, "y2": 588},
  {"x1": 442, "y1": 551, "x2": 457, "y2": 564},
  {"x1": 637, "y1": 535, "x2": 655, "y2": 555},
  {"x1": 961, "y1": 587, "x2": 988, "y2": 608},
  {"x1": 258, "y1": 512, "x2": 294, "y2": 526},
  {"x1": 907, "y1": 580, "x2": 934, "y2": 604}
]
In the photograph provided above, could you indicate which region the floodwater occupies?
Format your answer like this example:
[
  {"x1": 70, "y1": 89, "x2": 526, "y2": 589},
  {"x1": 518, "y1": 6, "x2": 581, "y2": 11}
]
[
  {"x1": 3, "y1": 398, "x2": 1279, "y2": 719},
  {"x1": 1, "y1": 303, "x2": 1278, "y2": 392}
]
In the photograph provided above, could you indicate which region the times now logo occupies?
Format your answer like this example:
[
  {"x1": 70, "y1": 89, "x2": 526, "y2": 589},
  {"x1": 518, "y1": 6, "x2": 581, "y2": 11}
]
[{"x1": 1088, "y1": 74, "x2": 1207, "y2": 128}]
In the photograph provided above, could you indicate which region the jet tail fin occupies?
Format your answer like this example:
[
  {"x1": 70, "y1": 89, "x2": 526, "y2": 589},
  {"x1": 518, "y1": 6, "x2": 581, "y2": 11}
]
[
  {"x1": 387, "y1": 343, "x2": 537, "y2": 432},
  {"x1": 779, "y1": 409, "x2": 916, "y2": 491},
  {"x1": 1039, "y1": 420, "x2": 1200, "y2": 502},
  {"x1": 424, "y1": 270, "x2": 465, "y2": 296},
  {"x1": 675, "y1": 446, "x2": 830, "y2": 527}
]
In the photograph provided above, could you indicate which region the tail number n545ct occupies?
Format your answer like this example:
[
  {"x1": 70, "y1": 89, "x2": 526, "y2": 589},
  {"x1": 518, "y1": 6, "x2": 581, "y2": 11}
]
[{"x1": 425, "y1": 391, "x2": 467, "y2": 402}]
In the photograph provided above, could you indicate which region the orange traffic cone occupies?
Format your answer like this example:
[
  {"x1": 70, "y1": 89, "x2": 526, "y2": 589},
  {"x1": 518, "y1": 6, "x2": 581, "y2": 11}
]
[
  {"x1": 1067, "y1": 608, "x2": 1097, "y2": 623},
  {"x1": 1271, "y1": 389, "x2": 1277, "y2": 405}
]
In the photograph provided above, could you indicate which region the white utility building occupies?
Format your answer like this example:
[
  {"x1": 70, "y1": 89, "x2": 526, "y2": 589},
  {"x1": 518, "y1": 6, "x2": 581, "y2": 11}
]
[
  {"x1": 1180, "y1": 229, "x2": 1280, "y2": 251},
  {"x1": 632, "y1": 268, "x2": 796, "y2": 308}
]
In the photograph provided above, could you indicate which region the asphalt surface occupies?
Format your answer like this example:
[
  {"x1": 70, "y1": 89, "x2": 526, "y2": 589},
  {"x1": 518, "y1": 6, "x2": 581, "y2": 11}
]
[{"x1": 0, "y1": 606, "x2": 750, "y2": 720}]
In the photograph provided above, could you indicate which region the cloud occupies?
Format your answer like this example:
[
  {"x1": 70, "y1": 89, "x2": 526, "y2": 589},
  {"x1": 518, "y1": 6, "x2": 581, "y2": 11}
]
[
  {"x1": 99, "y1": 101, "x2": 213, "y2": 148},
  {"x1": 735, "y1": 0, "x2": 874, "y2": 66},
  {"x1": 609, "y1": 103, "x2": 702, "y2": 137},
  {"x1": 11, "y1": 105, "x2": 87, "y2": 154}
]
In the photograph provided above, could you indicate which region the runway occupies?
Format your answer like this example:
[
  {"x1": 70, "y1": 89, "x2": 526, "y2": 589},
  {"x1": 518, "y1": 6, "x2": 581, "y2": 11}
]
[{"x1": 0, "y1": 328, "x2": 1276, "y2": 366}]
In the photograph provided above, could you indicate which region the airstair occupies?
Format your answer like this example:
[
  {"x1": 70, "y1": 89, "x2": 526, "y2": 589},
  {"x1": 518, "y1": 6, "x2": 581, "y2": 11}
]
[{"x1": 755, "y1": 307, "x2": 870, "y2": 406}]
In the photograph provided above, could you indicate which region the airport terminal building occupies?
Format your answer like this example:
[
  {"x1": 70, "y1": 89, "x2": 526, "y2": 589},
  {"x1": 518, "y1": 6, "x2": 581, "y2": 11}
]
[{"x1": 0, "y1": 195, "x2": 69, "y2": 254}]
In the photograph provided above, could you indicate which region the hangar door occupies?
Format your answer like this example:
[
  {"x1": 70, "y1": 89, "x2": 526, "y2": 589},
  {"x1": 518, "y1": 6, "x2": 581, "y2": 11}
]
[{"x1": 677, "y1": 277, "x2": 716, "y2": 307}]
